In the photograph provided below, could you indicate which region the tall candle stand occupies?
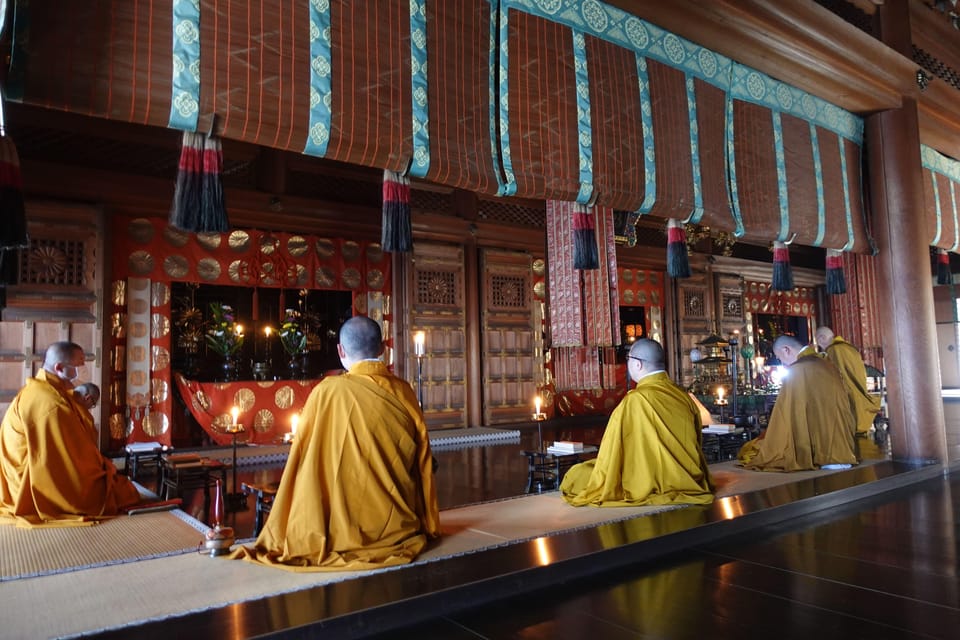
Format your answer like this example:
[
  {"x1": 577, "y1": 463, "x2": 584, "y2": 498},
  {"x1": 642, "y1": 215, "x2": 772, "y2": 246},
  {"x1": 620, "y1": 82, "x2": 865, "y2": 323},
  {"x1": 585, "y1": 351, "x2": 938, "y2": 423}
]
[
  {"x1": 414, "y1": 331, "x2": 426, "y2": 408},
  {"x1": 224, "y1": 423, "x2": 247, "y2": 511},
  {"x1": 716, "y1": 397, "x2": 728, "y2": 423},
  {"x1": 533, "y1": 410, "x2": 548, "y2": 451}
]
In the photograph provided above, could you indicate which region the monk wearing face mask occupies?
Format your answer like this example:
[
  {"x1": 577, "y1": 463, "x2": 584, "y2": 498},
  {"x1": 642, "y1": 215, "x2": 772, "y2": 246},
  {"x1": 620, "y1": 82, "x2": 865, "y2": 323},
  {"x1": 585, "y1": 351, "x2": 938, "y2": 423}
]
[{"x1": 0, "y1": 341, "x2": 142, "y2": 526}]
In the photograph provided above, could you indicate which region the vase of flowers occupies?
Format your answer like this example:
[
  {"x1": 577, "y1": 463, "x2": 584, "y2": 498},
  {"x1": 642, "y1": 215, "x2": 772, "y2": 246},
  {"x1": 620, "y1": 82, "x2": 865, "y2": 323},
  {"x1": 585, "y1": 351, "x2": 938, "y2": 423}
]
[
  {"x1": 205, "y1": 303, "x2": 244, "y2": 380},
  {"x1": 279, "y1": 308, "x2": 307, "y2": 378}
]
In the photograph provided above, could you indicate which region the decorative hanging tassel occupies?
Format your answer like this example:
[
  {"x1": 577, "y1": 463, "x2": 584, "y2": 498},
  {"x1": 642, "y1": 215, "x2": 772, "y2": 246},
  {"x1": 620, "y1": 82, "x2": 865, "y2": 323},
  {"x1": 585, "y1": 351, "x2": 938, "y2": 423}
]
[
  {"x1": 666, "y1": 218, "x2": 691, "y2": 278},
  {"x1": 771, "y1": 240, "x2": 794, "y2": 291},
  {"x1": 381, "y1": 169, "x2": 412, "y2": 252},
  {"x1": 825, "y1": 248, "x2": 846, "y2": 295},
  {"x1": 937, "y1": 248, "x2": 952, "y2": 285},
  {"x1": 170, "y1": 131, "x2": 230, "y2": 233},
  {"x1": 572, "y1": 204, "x2": 599, "y2": 270}
]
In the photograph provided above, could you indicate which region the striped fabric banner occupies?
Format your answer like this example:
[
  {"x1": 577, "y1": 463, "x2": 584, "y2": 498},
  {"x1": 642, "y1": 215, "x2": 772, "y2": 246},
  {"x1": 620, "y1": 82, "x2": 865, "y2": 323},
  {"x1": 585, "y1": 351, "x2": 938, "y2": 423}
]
[{"x1": 921, "y1": 144, "x2": 960, "y2": 253}]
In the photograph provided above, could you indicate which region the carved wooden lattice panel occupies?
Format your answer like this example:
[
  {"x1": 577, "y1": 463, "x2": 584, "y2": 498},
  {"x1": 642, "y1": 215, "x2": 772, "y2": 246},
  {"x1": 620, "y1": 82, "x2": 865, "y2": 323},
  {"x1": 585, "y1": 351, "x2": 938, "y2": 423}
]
[
  {"x1": 482, "y1": 249, "x2": 535, "y2": 425},
  {"x1": 412, "y1": 244, "x2": 466, "y2": 428}
]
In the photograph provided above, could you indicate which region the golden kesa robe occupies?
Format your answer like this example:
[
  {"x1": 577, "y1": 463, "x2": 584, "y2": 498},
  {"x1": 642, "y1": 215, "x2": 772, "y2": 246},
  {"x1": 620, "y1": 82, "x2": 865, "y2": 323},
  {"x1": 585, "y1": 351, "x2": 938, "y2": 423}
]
[
  {"x1": 0, "y1": 370, "x2": 141, "y2": 527},
  {"x1": 738, "y1": 346, "x2": 858, "y2": 472},
  {"x1": 233, "y1": 360, "x2": 440, "y2": 571},
  {"x1": 824, "y1": 336, "x2": 880, "y2": 434},
  {"x1": 561, "y1": 371, "x2": 714, "y2": 507}
]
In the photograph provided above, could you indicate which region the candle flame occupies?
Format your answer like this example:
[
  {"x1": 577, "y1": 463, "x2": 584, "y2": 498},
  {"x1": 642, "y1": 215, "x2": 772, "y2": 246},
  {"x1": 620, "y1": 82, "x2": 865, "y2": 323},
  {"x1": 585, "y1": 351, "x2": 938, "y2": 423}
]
[
  {"x1": 231, "y1": 406, "x2": 239, "y2": 426},
  {"x1": 291, "y1": 414, "x2": 299, "y2": 434}
]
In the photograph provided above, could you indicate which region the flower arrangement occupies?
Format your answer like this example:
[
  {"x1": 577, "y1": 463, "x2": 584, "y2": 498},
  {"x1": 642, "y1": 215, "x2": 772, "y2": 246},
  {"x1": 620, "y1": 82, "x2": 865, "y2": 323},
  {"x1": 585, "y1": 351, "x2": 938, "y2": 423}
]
[
  {"x1": 205, "y1": 302, "x2": 244, "y2": 356},
  {"x1": 279, "y1": 308, "x2": 307, "y2": 356}
]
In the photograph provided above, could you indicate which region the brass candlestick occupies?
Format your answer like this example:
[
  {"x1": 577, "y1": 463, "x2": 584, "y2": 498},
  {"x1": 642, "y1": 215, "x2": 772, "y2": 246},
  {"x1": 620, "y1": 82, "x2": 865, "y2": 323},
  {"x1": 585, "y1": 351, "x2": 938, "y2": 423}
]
[
  {"x1": 532, "y1": 411, "x2": 547, "y2": 451},
  {"x1": 225, "y1": 424, "x2": 247, "y2": 511}
]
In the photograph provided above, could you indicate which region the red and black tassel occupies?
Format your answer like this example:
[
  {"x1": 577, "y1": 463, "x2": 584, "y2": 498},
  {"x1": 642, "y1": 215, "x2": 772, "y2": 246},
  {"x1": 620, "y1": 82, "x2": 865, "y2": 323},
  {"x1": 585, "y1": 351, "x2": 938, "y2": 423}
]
[
  {"x1": 666, "y1": 218, "x2": 691, "y2": 278},
  {"x1": 572, "y1": 204, "x2": 599, "y2": 270},
  {"x1": 825, "y1": 248, "x2": 846, "y2": 295},
  {"x1": 381, "y1": 169, "x2": 412, "y2": 253},
  {"x1": 772, "y1": 240, "x2": 794, "y2": 291},
  {"x1": 937, "y1": 249, "x2": 952, "y2": 285},
  {"x1": 170, "y1": 132, "x2": 229, "y2": 233}
]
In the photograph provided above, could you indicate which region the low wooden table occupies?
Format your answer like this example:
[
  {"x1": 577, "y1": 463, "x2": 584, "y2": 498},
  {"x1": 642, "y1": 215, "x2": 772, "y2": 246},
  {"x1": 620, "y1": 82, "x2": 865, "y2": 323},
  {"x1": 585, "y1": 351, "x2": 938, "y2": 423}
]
[
  {"x1": 124, "y1": 444, "x2": 165, "y2": 493},
  {"x1": 241, "y1": 481, "x2": 280, "y2": 536},
  {"x1": 159, "y1": 457, "x2": 228, "y2": 521},
  {"x1": 521, "y1": 446, "x2": 599, "y2": 493}
]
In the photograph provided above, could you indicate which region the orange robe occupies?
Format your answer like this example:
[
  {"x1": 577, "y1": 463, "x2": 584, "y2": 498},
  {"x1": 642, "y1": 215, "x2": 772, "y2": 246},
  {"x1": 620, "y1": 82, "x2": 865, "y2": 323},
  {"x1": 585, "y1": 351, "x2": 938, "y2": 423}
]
[
  {"x1": 560, "y1": 371, "x2": 714, "y2": 507},
  {"x1": 738, "y1": 346, "x2": 858, "y2": 471},
  {"x1": 0, "y1": 370, "x2": 141, "y2": 526},
  {"x1": 824, "y1": 337, "x2": 880, "y2": 434},
  {"x1": 232, "y1": 360, "x2": 440, "y2": 570}
]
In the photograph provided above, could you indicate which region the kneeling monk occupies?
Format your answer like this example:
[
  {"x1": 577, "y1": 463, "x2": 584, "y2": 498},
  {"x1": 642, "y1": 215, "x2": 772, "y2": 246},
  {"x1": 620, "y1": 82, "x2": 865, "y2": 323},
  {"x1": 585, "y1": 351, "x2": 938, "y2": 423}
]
[
  {"x1": 232, "y1": 316, "x2": 439, "y2": 570},
  {"x1": 0, "y1": 342, "x2": 141, "y2": 526},
  {"x1": 561, "y1": 339, "x2": 714, "y2": 507},
  {"x1": 738, "y1": 335, "x2": 857, "y2": 472}
]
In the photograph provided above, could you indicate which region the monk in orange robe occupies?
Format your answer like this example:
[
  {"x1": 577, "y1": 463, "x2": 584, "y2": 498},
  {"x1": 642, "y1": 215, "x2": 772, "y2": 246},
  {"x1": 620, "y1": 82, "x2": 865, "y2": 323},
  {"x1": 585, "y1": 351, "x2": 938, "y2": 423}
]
[
  {"x1": 738, "y1": 335, "x2": 858, "y2": 472},
  {"x1": 561, "y1": 339, "x2": 714, "y2": 507},
  {"x1": 232, "y1": 316, "x2": 440, "y2": 570},
  {"x1": 816, "y1": 327, "x2": 880, "y2": 435},
  {"x1": 0, "y1": 342, "x2": 141, "y2": 526}
]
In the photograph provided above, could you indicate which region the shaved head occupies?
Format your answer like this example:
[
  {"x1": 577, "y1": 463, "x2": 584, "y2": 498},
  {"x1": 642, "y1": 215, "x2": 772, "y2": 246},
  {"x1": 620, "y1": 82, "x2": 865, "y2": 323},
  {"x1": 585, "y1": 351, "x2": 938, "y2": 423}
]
[
  {"x1": 815, "y1": 326, "x2": 835, "y2": 350},
  {"x1": 629, "y1": 339, "x2": 665, "y2": 369},
  {"x1": 773, "y1": 334, "x2": 805, "y2": 366},
  {"x1": 339, "y1": 316, "x2": 383, "y2": 361}
]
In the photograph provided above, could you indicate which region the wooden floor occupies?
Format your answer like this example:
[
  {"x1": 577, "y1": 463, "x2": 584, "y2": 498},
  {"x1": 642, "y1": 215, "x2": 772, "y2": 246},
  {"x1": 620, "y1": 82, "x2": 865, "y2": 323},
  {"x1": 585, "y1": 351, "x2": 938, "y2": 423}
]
[{"x1": 366, "y1": 468, "x2": 960, "y2": 640}]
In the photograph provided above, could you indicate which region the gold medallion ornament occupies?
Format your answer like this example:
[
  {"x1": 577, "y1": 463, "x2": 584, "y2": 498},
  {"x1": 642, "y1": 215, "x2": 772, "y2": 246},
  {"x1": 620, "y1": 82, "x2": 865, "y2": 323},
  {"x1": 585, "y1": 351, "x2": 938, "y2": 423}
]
[
  {"x1": 638, "y1": 291, "x2": 647, "y2": 304},
  {"x1": 254, "y1": 409, "x2": 275, "y2": 433},
  {"x1": 342, "y1": 241, "x2": 360, "y2": 262},
  {"x1": 342, "y1": 267, "x2": 361, "y2": 289},
  {"x1": 287, "y1": 236, "x2": 308, "y2": 257},
  {"x1": 112, "y1": 346, "x2": 126, "y2": 371},
  {"x1": 129, "y1": 218, "x2": 155, "y2": 244},
  {"x1": 234, "y1": 388, "x2": 256, "y2": 413},
  {"x1": 533, "y1": 281, "x2": 546, "y2": 300},
  {"x1": 151, "y1": 282, "x2": 170, "y2": 307},
  {"x1": 623, "y1": 289, "x2": 634, "y2": 304},
  {"x1": 367, "y1": 268, "x2": 384, "y2": 289},
  {"x1": 163, "y1": 225, "x2": 191, "y2": 247},
  {"x1": 128, "y1": 250, "x2": 155, "y2": 276},
  {"x1": 228, "y1": 230, "x2": 251, "y2": 252},
  {"x1": 196, "y1": 232, "x2": 222, "y2": 251},
  {"x1": 151, "y1": 346, "x2": 170, "y2": 371},
  {"x1": 109, "y1": 413, "x2": 127, "y2": 440},
  {"x1": 129, "y1": 370, "x2": 147, "y2": 387},
  {"x1": 212, "y1": 413, "x2": 234, "y2": 434},
  {"x1": 194, "y1": 390, "x2": 211, "y2": 411},
  {"x1": 260, "y1": 234, "x2": 279, "y2": 255},
  {"x1": 151, "y1": 378, "x2": 169, "y2": 404},
  {"x1": 366, "y1": 243, "x2": 384, "y2": 264},
  {"x1": 142, "y1": 412, "x2": 169, "y2": 437},
  {"x1": 163, "y1": 255, "x2": 190, "y2": 279},
  {"x1": 151, "y1": 314, "x2": 170, "y2": 338},
  {"x1": 315, "y1": 238, "x2": 336, "y2": 259},
  {"x1": 131, "y1": 298, "x2": 149, "y2": 314},
  {"x1": 532, "y1": 258, "x2": 546, "y2": 277},
  {"x1": 636, "y1": 271, "x2": 646, "y2": 284},
  {"x1": 291, "y1": 263, "x2": 308, "y2": 286},
  {"x1": 621, "y1": 269, "x2": 634, "y2": 284},
  {"x1": 130, "y1": 321, "x2": 148, "y2": 339},
  {"x1": 197, "y1": 257, "x2": 222, "y2": 281},
  {"x1": 111, "y1": 313, "x2": 126, "y2": 339},
  {"x1": 111, "y1": 280, "x2": 126, "y2": 306},
  {"x1": 274, "y1": 386, "x2": 295, "y2": 409},
  {"x1": 228, "y1": 259, "x2": 254, "y2": 284},
  {"x1": 353, "y1": 293, "x2": 367, "y2": 314},
  {"x1": 316, "y1": 266, "x2": 336, "y2": 288}
]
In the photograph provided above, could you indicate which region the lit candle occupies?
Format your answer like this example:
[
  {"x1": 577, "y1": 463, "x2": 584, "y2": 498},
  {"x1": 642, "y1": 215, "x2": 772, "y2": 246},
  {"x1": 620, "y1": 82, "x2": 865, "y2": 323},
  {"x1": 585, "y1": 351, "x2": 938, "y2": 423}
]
[
  {"x1": 235, "y1": 324, "x2": 244, "y2": 336},
  {"x1": 291, "y1": 414, "x2": 299, "y2": 436},
  {"x1": 716, "y1": 387, "x2": 725, "y2": 402},
  {"x1": 534, "y1": 395, "x2": 542, "y2": 415},
  {"x1": 264, "y1": 326, "x2": 272, "y2": 338},
  {"x1": 414, "y1": 331, "x2": 426, "y2": 357},
  {"x1": 231, "y1": 406, "x2": 239, "y2": 427}
]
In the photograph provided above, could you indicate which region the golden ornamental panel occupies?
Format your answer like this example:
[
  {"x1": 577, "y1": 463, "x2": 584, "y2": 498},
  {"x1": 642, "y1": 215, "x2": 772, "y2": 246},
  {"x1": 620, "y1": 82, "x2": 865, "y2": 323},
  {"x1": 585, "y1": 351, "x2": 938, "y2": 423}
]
[
  {"x1": 533, "y1": 280, "x2": 545, "y2": 300},
  {"x1": 197, "y1": 257, "x2": 222, "y2": 281},
  {"x1": 366, "y1": 243, "x2": 384, "y2": 264},
  {"x1": 532, "y1": 258, "x2": 545, "y2": 277},
  {"x1": 342, "y1": 267, "x2": 361, "y2": 289},
  {"x1": 229, "y1": 230, "x2": 251, "y2": 252},
  {"x1": 130, "y1": 321, "x2": 148, "y2": 339},
  {"x1": 109, "y1": 380, "x2": 123, "y2": 405},
  {"x1": 316, "y1": 266, "x2": 336, "y2": 288},
  {"x1": 193, "y1": 390, "x2": 211, "y2": 411},
  {"x1": 367, "y1": 268, "x2": 384, "y2": 290},
  {"x1": 112, "y1": 346, "x2": 126, "y2": 371},
  {"x1": 111, "y1": 280, "x2": 126, "y2": 306},
  {"x1": 287, "y1": 236, "x2": 308, "y2": 257},
  {"x1": 342, "y1": 241, "x2": 361, "y2": 262},
  {"x1": 316, "y1": 238, "x2": 336, "y2": 259},
  {"x1": 196, "y1": 232, "x2": 222, "y2": 251},
  {"x1": 129, "y1": 218, "x2": 155, "y2": 244},
  {"x1": 151, "y1": 346, "x2": 170, "y2": 371},
  {"x1": 234, "y1": 388, "x2": 256, "y2": 413},
  {"x1": 151, "y1": 282, "x2": 170, "y2": 307},
  {"x1": 228, "y1": 259, "x2": 254, "y2": 284},
  {"x1": 151, "y1": 378, "x2": 169, "y2": 404},
  {"x1": 111, "y1": 313, "x2": 126, "y2": 339},
  {"x1": 253, "y1": 409, "x2": 275, "y2": 433},
  {"x1": 142, "y1": 412, "x2": 169, "y2": 437},
  {"x1": 163, "y1": 226, "x2": 191, "y2": 247},
  {"x1": 260, "y1": 261, "x2": 276, "y2": 285},
  {"x1": 129, "y1": 250, "x2": 155, "y2": 276},
  {"x1": 109, "y1": 413, "x2": 127, "y2": 440},
  {"x1": 211, "y1": 413, "x2": 233, "y2": 434},
  {"x1": 274, "y1": 386, "x2": 295, "y2": 409},
  {"x1": 151, "y1": 314, "x2": 170, "y2": 338},
  {"x1": 260, "y1": 234, "x2": 279, "y2": 255},
  {"x1": 164, "y1": 255, "x2": 190, "y2": 279}
]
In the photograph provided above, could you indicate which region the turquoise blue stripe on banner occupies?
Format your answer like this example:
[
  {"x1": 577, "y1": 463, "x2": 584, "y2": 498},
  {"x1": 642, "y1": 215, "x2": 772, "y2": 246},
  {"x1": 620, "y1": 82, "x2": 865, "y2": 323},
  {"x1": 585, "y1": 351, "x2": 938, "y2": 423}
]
[
  {"x1": 932, "y1": 170, "x2": 943, "y2": 247},
  {"x1": 772, "y1": 112, "x2": 790, "y2": 242},
  {"x1": 952, "y1": 182, "x2": 959, "y2": 252},
  {"x1": 304, "y1": 1, "x2": 332, "y2": 157},
  {"x1": 725, "y1": 93, "x2": 744, "y2": 236},
  {"x1": 635, "y1": 55, "x2": 656, "y2": 214},
  {"x1": 810, "y1": 124, "x2": 826, "y2": 246},
  {"x1": 489, "y1": 1, "x2": 506, "y2": 195},
  {"x1": 685, "y1": 75, "x2": 704, "y2": 224},
  {"x1": 572, "y1": 31, "x2": 594, "y2": 204},
  {"x1": 497, "y1": 2, "x2": 517, "y2": 196},
  {"x1": 168, "y1": 0, "x2": 201, "y2": 131},
  {"x1": 839, "y1": 137, "x2": 855, "y2": 251},
  {"x1": 409, "y1": 0, "x2": 430, "y2": 178}
]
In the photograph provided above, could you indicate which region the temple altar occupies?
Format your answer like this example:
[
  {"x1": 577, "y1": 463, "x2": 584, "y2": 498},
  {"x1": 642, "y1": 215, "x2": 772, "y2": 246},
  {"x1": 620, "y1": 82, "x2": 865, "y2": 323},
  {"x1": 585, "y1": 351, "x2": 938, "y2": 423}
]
[{"x1": 174, "y1": 374, "x2": 325, "y2": 445}]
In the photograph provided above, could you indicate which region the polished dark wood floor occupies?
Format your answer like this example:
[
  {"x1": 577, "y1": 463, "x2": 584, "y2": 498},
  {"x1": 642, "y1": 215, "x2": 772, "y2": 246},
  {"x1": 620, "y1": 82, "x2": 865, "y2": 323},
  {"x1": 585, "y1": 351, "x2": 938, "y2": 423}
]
[{"x1": 364, "y1": 469, "x2": 960, "y2": 640}]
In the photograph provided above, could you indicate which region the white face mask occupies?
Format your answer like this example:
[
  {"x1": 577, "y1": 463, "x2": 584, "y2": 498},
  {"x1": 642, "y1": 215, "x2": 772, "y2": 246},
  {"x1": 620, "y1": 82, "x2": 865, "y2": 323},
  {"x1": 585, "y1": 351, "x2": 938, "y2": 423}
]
[{"x1": 62, "y1": 363, "x2": 85, "y2": 383}]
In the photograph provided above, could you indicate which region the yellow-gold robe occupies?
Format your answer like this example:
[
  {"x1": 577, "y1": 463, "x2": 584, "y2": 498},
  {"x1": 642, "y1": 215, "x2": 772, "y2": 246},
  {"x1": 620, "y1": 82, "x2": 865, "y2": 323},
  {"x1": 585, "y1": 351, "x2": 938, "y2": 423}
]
[
  {"x1": 823, "y1": 336, "x2": 880, "y2": 434},
  {"x1": 560, "y1": 371, "x2": 714, "y2": 507},
  {"x1": 0, "y1": 370, "x2": 141, "y2": 526},
  {"x1": 232, "y1": 360, "x2": 440, "y2": 570},
  {"x1": 738, "y1": 346, "x2": 858, "y2": 472}
]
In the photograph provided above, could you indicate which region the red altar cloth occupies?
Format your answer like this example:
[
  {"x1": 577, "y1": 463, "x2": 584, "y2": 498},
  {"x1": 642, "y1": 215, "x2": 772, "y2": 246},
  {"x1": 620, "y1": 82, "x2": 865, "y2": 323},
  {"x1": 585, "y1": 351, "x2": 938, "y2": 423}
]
[{"x1": 174, "y1": 374, "x2": 326, "y2": 445}]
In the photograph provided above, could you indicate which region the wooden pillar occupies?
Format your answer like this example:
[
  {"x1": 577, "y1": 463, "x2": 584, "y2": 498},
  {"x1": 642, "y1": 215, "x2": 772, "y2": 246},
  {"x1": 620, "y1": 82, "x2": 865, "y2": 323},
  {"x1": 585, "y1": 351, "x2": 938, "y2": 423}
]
[{"x1": 868, "y1": 0, "x2": 947, "y2": 464}]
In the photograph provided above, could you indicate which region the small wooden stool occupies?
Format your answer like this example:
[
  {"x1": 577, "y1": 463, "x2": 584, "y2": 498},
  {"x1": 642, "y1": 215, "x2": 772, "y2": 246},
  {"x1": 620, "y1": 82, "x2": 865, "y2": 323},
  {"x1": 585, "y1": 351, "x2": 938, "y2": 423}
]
[
  {"x1": 159, "y1": 457, "x2": 228, "y2": 521},
  {"x1": 241, "y1": 481, "x2": 279, "y2": 536},
  {"x1": 124, "y1": 443, "x2": 165, "y2": 493}
]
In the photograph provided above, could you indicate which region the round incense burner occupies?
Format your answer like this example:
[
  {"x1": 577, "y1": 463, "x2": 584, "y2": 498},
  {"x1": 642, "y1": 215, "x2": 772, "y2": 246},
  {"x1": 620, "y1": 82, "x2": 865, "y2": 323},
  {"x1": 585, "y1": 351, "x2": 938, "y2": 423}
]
[{"x1": 203, "y1": 524, "x2": 236, "y2": 557}]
